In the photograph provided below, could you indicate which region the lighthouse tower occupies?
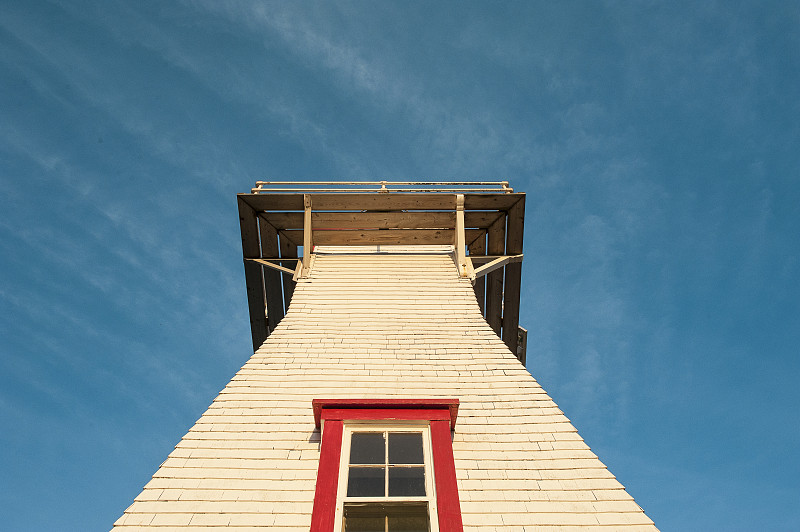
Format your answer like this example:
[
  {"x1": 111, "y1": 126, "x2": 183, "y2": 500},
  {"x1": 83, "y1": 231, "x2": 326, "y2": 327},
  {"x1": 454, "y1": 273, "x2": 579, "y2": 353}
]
[{"x1": 113, "y1": 182, "x2": 657, "y2": 531}]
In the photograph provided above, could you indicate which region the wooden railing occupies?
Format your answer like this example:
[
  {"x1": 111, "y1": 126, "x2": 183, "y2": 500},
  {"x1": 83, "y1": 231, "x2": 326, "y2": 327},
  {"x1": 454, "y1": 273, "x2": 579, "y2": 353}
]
[{"x1": 251, "y1": 181, "x2": 513, "y2": 193}]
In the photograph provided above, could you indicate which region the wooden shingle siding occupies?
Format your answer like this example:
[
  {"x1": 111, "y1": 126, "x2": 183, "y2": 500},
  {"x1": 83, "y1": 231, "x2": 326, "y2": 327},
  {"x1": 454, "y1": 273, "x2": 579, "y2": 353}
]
[{"x1": 113, "y1": 246, "x2": 657, "y2": 531}]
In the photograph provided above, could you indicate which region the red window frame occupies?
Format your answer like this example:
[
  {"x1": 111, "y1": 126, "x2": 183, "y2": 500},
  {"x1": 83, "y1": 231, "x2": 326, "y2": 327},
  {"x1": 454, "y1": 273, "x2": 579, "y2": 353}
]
[{"x1": 310, "y1": 399, "x2": 463, "y2": 532}]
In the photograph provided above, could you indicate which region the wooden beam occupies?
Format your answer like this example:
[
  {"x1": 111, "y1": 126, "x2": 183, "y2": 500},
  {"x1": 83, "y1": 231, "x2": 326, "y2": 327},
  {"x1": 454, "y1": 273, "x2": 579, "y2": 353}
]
[
  {"x1": 280, "y1": 228, "x2": 485, "y2": 246},
  {"x1": 237, "y1": 196, "x2": 268, "y2": 351},
  {"x1": 246, "y1": 258, "x2": 296, "y2": 275},
  {"x1": 463, "y1": 193, "x2": 524, "y2": 210},
  {"x1": 501, "y1": 196, "x2": 525, "y2": 354},
  {"x1": 258, "y1": 218, "x2": 285, "y2": 331},
  {"x1": 302, "y1": 194, "x2": 313, "y2": 278},
  {"x1": 516, "y1": 327, "x2": 527, "y2": 365},
  {"x1": 472, "y1": 254, "x2": 523, "y2": 279},
  {"x1": 239, "y1": 192, "x2": 523, "y2": 214},
  {"x1": 277, "y1": 228, "x2": 302, "y2": 247},
  {"x1": 310, "y1": 193, "x2": 457, "y2": 211},
  {"x1": 238, "y1": 193, "x2": 304, "y2": 212},
  {"x1": 261, "y1": 211, "x2": 505, "y2": 230},
  {"x1": 278, "y1": 232, "x2": 298, "y2": 312},
  {"x1": 468, "y1": 233, "x2": 486, "y2": 315},
  {"x1": 485, "y1": 215, "x2": 506, "y2": 337}
]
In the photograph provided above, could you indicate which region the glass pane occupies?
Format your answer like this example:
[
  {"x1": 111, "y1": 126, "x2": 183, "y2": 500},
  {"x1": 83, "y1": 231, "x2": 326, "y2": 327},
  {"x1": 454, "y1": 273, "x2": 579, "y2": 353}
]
[
  {"x1": 388, "y1": 466, "x2": 425, "y2": 496},
  {"x1": 348, "y1": 467, "x2": 385, "y2": 497},
  {"x1": 350, "y1": 432, "x2": 386, "y2": 465},
  {"x1": 388, "y1": 512, "x2": 428, "y2": 532},
  {"x1": 345, "y1": 515, "x2": 384, "y2": 532},
  {"x1": 344, "y1": 504, "x2": 428, "y2": 532},
  {"x1": 388, "y1": 432, "x2": 424, "y2": 465}
]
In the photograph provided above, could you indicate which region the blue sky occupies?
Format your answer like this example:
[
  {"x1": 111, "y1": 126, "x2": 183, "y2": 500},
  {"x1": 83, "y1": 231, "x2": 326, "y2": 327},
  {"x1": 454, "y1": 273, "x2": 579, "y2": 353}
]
[{"x1": 1, "y1": 1, "x2": 798, "y2": 530}]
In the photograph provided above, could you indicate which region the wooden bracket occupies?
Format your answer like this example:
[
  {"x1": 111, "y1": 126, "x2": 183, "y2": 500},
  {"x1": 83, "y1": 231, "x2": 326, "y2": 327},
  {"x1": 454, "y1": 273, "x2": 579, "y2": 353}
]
[
  {"x1": 245, "y1": 258, "x2": 297, "y2": 276},
  {"x1": 292, "y1": 259, "x2": 303, "y2": 282},
  {"x1": 470, "y1": 254, "x2": 523, "y2": 283}
]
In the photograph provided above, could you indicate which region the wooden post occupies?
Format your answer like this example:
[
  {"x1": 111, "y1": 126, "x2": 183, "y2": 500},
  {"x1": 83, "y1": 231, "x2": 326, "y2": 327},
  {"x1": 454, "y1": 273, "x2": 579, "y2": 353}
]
[
  {"x1": 278, "y1": 233, "x2": 298, "y2": 312},
  {"x1": 302, "y1": 194, "x2": 313, "y2": 278},
  {"x1": 454, "y1": 194, "x2": 473, "y2": 278},
  {"x1": 468, "y1": 233, "x2": 486, "y2": 315},
  {"x1": 485, "y1": 215, "x2": 505, "y2": 337},
  {"x1": 259, "y1": 217, "x2": 285, "y2": 331},
  {"x1": 501, "y1": 196, "x2": 525, "y2": 354},
  {"x1": 237, "y1": 196, "x2": 268, "y2": 351}
]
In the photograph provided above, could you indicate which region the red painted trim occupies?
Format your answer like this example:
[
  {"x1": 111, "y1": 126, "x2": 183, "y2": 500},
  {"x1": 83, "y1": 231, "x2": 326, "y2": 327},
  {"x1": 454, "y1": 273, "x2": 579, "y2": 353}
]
[
  {"x1": 309, "y1": 419, "x2": 343, "y2": 532},
  {"x1": 430, "y1": 419, "x2": 464, "y2": 532},
  {"x1": 321, "y1": 408, "x2": 451, "y2": 424},
  {"x1": 311, "y1": 399, "x2": 463, "y2": 532},
  {"x1": 312, "y1": 398, "x2": 458, "y2": 429}
]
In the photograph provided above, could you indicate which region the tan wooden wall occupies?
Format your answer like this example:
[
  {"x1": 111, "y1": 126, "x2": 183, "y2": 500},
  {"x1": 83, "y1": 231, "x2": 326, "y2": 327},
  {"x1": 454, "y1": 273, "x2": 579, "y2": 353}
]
[{"x1": 113, "y1": 246, "x2": 657, "y2": 531}]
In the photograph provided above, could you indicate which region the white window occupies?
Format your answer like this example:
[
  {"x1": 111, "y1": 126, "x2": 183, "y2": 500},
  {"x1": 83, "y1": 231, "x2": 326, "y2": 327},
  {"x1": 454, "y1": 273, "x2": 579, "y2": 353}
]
[{"x1": 334, "y1": 423, "x2": 439, "y2": 532}]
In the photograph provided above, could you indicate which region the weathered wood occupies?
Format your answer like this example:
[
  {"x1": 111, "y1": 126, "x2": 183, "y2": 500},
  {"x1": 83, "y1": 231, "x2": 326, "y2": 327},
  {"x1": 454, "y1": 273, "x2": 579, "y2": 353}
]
[
  {"x1": 463, "y1": 193, "x2": 523, "y2": 211},
  {"x1": 281, "y1": 228, "x2": 484, "y2": 246},
  {"x1": 302, "y1": 195, "x2": 312, "y2": 277},
  {"x1": 261, "y1": 211, "x2": 504, "y2": 230},
  {"x1": 278, "y1": 233, "x2": 298, "y2": 312},
  {"x1": 485, "y1": 215, "x2": 506, "y2": 337},
  {"x1": 238, "y1": 193, "x2": 304, "y2": 212},
  {"x1": 310, "y1": 193, "x2": 457, "y2": 211},
  {"x1": 468, "y1": 234, "x2": 486, "y2": 315},
  {"x1": 278, "y1": 229, "x2": 302, "y2": 247},
  {"x1": 239, "y1": 192, "x2": 522, "y2": 214},
  {"x1": 516, "y1": 326, "x2": 527, "y2": 365},
  {"x1": 258, "y1": 218, "x2": 285, "y2": 331},
  {"x1": 237, "y1": 196, "x2": 268, "y2": 351},
  {"x1": 501, "y1": 196, "x2": 525, "y2": 354}
]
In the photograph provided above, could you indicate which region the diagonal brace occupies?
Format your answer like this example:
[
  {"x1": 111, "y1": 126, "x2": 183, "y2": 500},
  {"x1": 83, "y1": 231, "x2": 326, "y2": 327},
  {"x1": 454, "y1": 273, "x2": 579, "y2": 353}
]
[{"x1": 471, "y1": 254, "x2": 523, "y2": 283}]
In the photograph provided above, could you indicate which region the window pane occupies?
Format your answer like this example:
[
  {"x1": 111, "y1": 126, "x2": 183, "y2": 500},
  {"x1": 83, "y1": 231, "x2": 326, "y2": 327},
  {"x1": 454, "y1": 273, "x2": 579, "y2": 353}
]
[
  {"x1": 345, "y1": 515, "x2": 384, "y2": 532},
  {"x1": 388, "y1": 466, "x2": 425, "y2": 496},
  {"x1": 344, "y1": 504, "x2": 429, "y2": 532},
  {"x1": 350, "y1": 432, "x2": 385, "y2": 465},
  {"x1": 348, "y1": 467, "x2": 385, "y2": 497},
  {"x1": 388, "y1": 512, "x2": 428, "y2": 532},
  {"x1": 388, "y1": 433, "x2": 424, "y2": 465}
]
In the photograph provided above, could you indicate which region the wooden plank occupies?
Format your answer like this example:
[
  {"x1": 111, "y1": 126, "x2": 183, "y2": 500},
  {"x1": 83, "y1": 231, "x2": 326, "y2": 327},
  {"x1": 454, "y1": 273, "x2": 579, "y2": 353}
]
[
  {"x1": 278, "y1": 228, "x2": 302, "y2": 246},
  {"x1": 281, "y1": 228, "x2": 484, "y2": 246},
  {"x1": 237, "y1": 196, "x2": 268, "y2": 351},
  {"x1": 464, "y1": 193, "x2": 523, "y2": 210},
  {"x1": 516, "y1": 326, "x2": 528, "y2": 365},
  {"x1": 468, "y1": 233, "x2": 486, "y2": 315},
  {"x1": 240, "y1": 192, "x2": 521, "y2": 214},
  {"x1": 467, "y1": 211, "x2": 505, "y2": 229},
  {"x1": 238, "y1": 193, "x2": 304, "y2": 212},
  {"x1": 278, "y1": 233, "x2": 297, "y2": 312},
  {"x1": 262, "y1": 210, "x2": 504, "y2": 230},
  {"x1": 309, "y1": 193, "x2": 456, "y2": 211},
  {"x1": 258, "y1": 218, "x2": 285, "y2": 331},
  {"x1": 485, "y1": 215, "x2": 506, "y2": 337},
  {"x1": 501, "y1": 196, "x2": 525, "y2": 354}
]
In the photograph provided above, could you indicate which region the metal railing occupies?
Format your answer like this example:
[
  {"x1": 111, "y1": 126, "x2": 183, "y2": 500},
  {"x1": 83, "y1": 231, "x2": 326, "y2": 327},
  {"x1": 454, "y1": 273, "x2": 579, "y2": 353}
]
[{"x1": 250, "y1": 181, "x2": 513, "y2": 194}]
